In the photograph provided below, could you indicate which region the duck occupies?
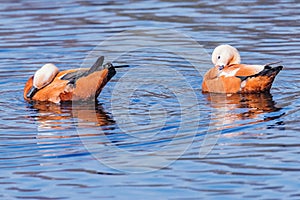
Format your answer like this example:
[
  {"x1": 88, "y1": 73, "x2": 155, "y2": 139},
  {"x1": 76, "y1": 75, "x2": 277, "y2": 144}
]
[
  {"x1": 202, "y1": 44, "x2": 283, "y2": 93},
  {"x1": 24, "y1": 56, "x2": 126, "y2": 103}
]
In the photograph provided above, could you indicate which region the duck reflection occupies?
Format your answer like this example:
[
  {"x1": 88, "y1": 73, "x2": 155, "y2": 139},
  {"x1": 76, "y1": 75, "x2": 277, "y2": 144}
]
[
  {"x1": 204, "y1": 92, "x2": 282, "y2": 133},
  {"x1": 29, "y1": 101, "x2": 114, "y2": 131}
]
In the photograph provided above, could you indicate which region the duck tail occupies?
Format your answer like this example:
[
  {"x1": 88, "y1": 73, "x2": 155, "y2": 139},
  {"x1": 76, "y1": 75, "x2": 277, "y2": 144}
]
[{"x1": 257, "y1": 64, "x2": 283, "y2": 77}]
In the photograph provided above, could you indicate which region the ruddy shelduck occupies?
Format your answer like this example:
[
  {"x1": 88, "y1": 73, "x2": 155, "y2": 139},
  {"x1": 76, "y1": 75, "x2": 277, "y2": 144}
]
[
  {"x1": 24, "y1": 56, "x2": 126, "y2": 103},
  {"x1": 202, "y1": 44, "x2": 283, "y2": 93}
]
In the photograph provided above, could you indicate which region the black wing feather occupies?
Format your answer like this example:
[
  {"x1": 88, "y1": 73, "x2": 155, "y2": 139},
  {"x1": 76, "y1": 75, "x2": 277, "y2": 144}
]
[{"x1": 61, "y1": 56, "x2": 104, "y2": 84}]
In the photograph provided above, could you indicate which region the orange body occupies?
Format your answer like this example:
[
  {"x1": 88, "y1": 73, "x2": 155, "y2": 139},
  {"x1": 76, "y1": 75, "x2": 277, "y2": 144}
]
[
  {"x1": 202, "y1": 64, "x2": 282, "y2": 93},
  {"x1": 24, "y1": 68, "x2": 113, "y2": 103}
]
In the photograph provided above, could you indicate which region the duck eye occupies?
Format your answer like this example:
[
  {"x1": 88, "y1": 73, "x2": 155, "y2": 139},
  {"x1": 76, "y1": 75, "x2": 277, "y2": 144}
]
[{"x1": 217, "y1": 56, "x2": 221, "y2": 59}]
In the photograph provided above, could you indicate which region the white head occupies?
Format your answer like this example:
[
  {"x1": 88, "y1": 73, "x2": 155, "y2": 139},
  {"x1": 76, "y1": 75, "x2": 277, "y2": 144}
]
[
  {"x1": 211, "y1": 44, "x2": 241, "y2": 70},
  {"x1": 26, "y1": 63, "x2": 59, "y2": 99},
  {"x1": 33, "y1": 63, "x2": 59, "y2": 89}
]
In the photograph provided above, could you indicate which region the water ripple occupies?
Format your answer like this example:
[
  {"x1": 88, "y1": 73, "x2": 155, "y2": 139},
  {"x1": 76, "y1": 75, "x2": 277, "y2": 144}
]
[{"x1": 0, "y1": 0, "x2": 299, "y2": 199}]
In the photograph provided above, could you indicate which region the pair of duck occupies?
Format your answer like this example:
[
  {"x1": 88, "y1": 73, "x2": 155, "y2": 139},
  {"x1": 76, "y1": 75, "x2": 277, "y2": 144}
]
[{"x1": 24, "y1": 45, "x2": 283, "y2": 104}]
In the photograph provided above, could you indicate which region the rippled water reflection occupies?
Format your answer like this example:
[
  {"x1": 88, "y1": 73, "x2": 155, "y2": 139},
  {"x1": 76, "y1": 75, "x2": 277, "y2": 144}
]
[{"x1": 0, "y1": 0, "x2": 300, "y2": 199}]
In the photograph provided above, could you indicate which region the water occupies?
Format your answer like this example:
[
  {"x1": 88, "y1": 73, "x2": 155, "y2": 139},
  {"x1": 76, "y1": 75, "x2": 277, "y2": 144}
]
[{"x1": 1, "y1": 0, "x2": 300, "y2": 199}]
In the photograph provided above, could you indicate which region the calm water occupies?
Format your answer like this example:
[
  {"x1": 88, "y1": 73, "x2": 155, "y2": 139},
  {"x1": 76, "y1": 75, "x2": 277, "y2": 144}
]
[{"x1": 1, "y1": 0, "x2": 300, "y2": 199}]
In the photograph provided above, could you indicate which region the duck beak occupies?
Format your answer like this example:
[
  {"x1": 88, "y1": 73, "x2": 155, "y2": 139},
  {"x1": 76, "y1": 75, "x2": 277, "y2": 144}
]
[
  {"x1": 26, "y1": 86, "x2": 38, "y2": 99},
  {"x1": 113, "y1": 65, "x2": 130, "y2": 69},
  {"x1": 218, "y1": 65, "x2": 225, "y2": 70},
  {"x1": 103, "y1": 63, "x2": 129, "y2": 81}
]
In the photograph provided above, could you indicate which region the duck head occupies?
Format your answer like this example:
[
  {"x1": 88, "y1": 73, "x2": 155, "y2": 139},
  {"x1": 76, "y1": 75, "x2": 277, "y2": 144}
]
[
  {"x1": 26, "y1": 63, "x2": 59, "y2": 99},
  {"x1": 212, "y1": 44, "x2": 241, "y2": 70}
]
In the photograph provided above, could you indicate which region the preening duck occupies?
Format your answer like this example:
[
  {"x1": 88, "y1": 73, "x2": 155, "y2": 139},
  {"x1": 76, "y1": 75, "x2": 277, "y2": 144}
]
[
  {"x1": 202, "y1": 44, "x2": 283, "y2": 93},
  {"x1": 24, "y1": 56, "x2": 126, "y2": 103}
]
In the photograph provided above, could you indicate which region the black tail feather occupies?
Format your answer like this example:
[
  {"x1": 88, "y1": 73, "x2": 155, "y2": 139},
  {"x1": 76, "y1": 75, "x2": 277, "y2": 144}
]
[{"x1": 257, "y1": 65, "x2": 283, "y2": 76}]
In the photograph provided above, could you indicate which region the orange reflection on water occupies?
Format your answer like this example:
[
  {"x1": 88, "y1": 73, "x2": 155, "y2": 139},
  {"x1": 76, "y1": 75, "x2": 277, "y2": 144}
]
[
  {"x1": 30, "y1": 102, "x2": 114, "y2": 133},
  {"x1": 205, "y1": 93, "x2": 281, "y2": 136}
]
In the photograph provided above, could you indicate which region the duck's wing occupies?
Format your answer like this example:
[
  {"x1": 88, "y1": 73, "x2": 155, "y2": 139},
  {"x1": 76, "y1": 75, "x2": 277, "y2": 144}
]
[
  {"x1": 60, "y1": 56, "x2": 104, "y2": 84},
  {"x1": 235, "y1": 64, "x2": 283, "y2": 81},
  {"x1": 219, "y1": 64, "x2": 263, "y2": 77}
]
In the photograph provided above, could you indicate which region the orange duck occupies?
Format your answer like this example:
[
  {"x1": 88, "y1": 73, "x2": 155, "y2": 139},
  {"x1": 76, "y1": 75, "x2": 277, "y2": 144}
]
[
  {"x1": 24, "y1": 56, "x2": 126, "y2": 103},
  {"x1": 202, "y1": 44, "x2": 283, "y2": 93}
]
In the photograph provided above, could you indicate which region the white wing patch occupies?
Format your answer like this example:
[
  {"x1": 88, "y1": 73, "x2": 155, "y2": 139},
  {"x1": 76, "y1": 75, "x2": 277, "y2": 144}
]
[
  {"x1": 218, "y1": 68, "x2": 239, "y2": 77},
  {"x1": 251, "y1": 65, "x2": 264, "y2": 73}
]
